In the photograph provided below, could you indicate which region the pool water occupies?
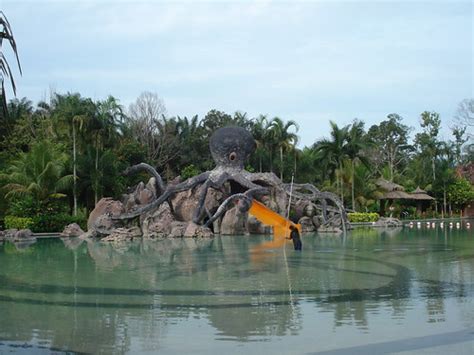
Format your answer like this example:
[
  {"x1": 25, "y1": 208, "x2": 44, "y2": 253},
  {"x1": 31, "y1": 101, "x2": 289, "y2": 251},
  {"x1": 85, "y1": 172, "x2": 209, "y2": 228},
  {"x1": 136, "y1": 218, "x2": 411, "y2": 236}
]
[{"x1": 0, "y1": 225, "x2": 473, "y2": 354}]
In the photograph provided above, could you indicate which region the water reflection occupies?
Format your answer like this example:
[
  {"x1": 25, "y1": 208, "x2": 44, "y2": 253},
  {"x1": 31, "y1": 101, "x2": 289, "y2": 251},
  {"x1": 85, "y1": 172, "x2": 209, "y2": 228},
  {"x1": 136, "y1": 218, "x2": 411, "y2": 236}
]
[{"x1": 0, "y1": 226, "x2": 473, "y2": 353}]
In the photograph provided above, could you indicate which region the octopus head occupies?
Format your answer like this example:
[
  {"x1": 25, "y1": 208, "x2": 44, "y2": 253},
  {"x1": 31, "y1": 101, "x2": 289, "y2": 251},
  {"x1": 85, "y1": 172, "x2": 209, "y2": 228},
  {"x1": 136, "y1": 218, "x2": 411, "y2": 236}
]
[{"x1": 209, "y1": 126, "x2": 256, "y2": 169}]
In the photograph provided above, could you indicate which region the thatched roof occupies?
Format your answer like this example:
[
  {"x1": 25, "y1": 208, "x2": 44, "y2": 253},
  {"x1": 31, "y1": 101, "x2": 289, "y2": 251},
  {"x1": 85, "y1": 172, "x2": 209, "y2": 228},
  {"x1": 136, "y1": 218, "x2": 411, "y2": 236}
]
[
  {"x1": 409, "y1": 186, "x2": 435, "y2": 201},
  {"x1": 412, "y1": 187, "x2": 426, "y2": 194},
  {"x1": 376, "y1": 178, "x2": 411, "y2": 199},
  {"x1": 379, "y1": 190, "x2": 413, "y2": 200}
]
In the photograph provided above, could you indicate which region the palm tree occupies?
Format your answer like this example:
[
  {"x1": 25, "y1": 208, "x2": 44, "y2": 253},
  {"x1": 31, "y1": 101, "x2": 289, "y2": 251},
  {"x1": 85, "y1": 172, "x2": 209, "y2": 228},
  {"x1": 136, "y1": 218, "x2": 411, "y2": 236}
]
[
  {"x1": 267, "y1": 117, "x2": 299, "y2": 181},
  {"x1": 251, "y1": 115, "x2": 268, "y2": 172},
  {"x1": 7, "y1": 97, "x2": 33, "y2": 121},
  {"x1": 90, "y1": 96, "x2": 124, "y2": 204},
  {"x1": 1, "y1": 140, "x2": 72, "y2": 205},
  {"x1": 346, "y1": 120, "x2": 370, "y2": 211},
  {"x1": 0, "y1": 11, "x2": 22, "y2": 116},
  {"x1": 314, "y1": 121, "x2": 349, "y2": 202},
  {"x1": 0, "y1": 97, "x2": 33, "y2": 150},
  {"x1": 51, "y1": 93, "x2": 96, "y2": 215}
]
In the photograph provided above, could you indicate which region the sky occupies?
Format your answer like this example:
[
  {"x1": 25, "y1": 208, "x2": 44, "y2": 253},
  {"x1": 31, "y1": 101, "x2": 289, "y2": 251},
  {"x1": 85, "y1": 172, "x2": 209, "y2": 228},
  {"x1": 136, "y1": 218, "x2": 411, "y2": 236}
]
[{"x1": 2, "y1": 0, "x2": 473, "y2": 147}]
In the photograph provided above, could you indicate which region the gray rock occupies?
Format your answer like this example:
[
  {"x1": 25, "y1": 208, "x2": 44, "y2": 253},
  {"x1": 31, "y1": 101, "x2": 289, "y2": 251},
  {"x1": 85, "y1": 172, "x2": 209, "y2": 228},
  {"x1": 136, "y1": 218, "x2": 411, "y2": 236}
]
[
  {"x1": 101, "y1": 227, "x2": 141, "y2": 242},
  {"x1": 61, "y1": 223, "x2": 85, "y2": 238},
  {"x1": 295, "y1": 200, "x2": 317, "y2": 221},
  {"x1": 312, "y1": 215, "x2": 321, "y2": 229},
  {"x1": 145, "y1": 177, "x2": 158, "y2": 197},
  {"x1": 246, "y1": 215, "x2": 272, "y2": 235},
  {"x1": 0, "y1": 228, "x2": 32, "y2": 241},
  {"x1": 121, "y1": 179, "x2": 156, "y2": 213},
  {"x1": 87, "y1": 197, "x2": 125, "y2": 233},
  {"x1": 220, "y1": 206, "x2": 247, "y2": 235},
  {"x1": 318, "y1": 226, "x2": 343, "y2": 233},
  {"x1": 298, "y1": 216, "x2": 316, "y2": 233},
  {"x1": 374, "y1": 217, "x2": 402, "y2": 228},
  {"x1": 184, "y1": 222, "x2": 213, "y2": 238},
  {"x1": 172, "y1": 184, "x2": 224, "y2": 222},
  {"x1": 141, "y1": 203, "x2": 175, "y2": 238},
  {"x1": 169, "y1": 221, "x2": 188, "y2": 238}
]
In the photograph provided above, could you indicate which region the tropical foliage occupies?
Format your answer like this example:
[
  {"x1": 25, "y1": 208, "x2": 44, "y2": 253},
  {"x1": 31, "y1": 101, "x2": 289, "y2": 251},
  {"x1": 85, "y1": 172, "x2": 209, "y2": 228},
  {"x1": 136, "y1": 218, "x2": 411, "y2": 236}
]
[{"x1": 0, "y1": 90, "x2": 472, "y2": 228}]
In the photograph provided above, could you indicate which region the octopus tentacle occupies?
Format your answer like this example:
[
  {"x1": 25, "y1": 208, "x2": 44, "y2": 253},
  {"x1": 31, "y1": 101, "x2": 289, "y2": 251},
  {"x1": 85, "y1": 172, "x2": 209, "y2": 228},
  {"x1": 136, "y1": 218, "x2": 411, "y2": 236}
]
[
  {"x1": 192, "y1": 179, "x2": 213, "y2": 224},
  {"x1": 190, "y1": 172, "x2": 232, "y2": 224},
  {"x1": 193, "y1": 172, "x2": 267, "y2": 225},
  {"x1": 113, "y1": 172, "x2": 210, "y2": 221},
  {"x1": 283, "y1": 183, "x2": 348, "y2": 234},
  {"x1": 230, "y1": 174, "x2": 263, "y2": 190},
  {"x1": 123, "y1": 162, "x2": 176, "y2": 213},
  {"x1": 204, "y1": 187, "x2": 268, "y2": 228},
  {"x1": 123, "y1": 163, "x2": 166, "y2": 194}
]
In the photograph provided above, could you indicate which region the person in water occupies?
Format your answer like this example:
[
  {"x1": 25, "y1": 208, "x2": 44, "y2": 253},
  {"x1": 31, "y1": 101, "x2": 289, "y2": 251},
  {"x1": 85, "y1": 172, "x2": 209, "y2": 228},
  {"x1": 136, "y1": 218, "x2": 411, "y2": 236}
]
[{"x1": 288, "y1": 225, "x2": 302, "y2": 251}]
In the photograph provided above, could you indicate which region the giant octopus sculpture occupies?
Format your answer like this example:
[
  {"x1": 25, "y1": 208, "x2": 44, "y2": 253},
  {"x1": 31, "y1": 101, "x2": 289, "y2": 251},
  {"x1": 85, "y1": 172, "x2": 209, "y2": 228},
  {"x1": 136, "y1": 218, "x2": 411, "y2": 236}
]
[{"x1": 87, "y1": 126, "x2": 349, "y2": 240}]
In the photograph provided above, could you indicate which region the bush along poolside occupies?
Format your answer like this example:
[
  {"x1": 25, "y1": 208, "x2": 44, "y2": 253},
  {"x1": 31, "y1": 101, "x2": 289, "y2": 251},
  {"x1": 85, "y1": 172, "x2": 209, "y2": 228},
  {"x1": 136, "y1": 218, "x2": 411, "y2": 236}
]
[
  {"x1": 348, "y1": 212, "x2": 380, "y2": 223},
  {"x1": 4, "y1": 214, "x2": 86, "y2": 233},
  {"x1": 4, "y1": 216, "x2": 34, "y2": 230}
]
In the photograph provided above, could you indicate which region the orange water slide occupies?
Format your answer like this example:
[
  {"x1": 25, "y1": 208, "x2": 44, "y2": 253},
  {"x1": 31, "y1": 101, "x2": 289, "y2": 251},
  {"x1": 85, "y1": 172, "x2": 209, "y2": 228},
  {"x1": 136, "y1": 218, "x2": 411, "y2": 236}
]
[{"x1": 248, "y1": 200, "x2": 301, "y2": 250}]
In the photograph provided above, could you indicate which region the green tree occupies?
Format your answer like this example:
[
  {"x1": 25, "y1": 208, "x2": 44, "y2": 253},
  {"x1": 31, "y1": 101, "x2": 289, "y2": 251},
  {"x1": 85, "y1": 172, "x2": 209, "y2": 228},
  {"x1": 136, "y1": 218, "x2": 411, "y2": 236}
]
[
  {"x1": 451, "y1": 125, "x2": 467, "y2": 165},
  {"x1": 447, "y1": 177, "x2": 474, "y2": 213},
  {"x1": 0, "y1": 97, "x2": 34, "y2": 156},
  {"x1": 415, "y1": 111, "x2": 441, "y2": 182},
  {"x1": 175, "y1": 115, "x2": 210, "y2": 172},
  {"x1": 367, "y1": 113, "x2": 412, "y2": 181},
  {"x1": 1, "y1": 141, "x2": 72, "y2": 212},
  {"x1": 251, "y1": 115, "x2": 269, "y2": 173},
  {"x1": 346, "y1": 119, "x2": 370, "y2": 211},
  {"x1": 201, "y1": 110, "x2": 252, "y2": 137},
  {"x1": 266, "y1": 117, "x2": 299, "y2": 181},
  {"x1": 314, "y1": 121, "x2": 350, "y2": 201},
  {"x1": 51, "y1": 93, "x2": 96, "y2": 215},
  {"x1": 90, "y1": 96, "x2": 124, "y2": 204}
]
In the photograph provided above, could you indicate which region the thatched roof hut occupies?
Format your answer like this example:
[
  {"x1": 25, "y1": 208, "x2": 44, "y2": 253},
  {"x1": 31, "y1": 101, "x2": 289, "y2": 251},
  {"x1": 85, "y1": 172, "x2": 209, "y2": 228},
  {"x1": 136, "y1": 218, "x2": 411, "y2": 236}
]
[
  {"x1": 375, "y1": 179, "x2": 412, "y2": 200},
  {"x1": 409, "y1": 187, "x2": 435, "y2": 201},
  {"x1": 375, "y1": 179, "x2": 434, "y2": 216}
]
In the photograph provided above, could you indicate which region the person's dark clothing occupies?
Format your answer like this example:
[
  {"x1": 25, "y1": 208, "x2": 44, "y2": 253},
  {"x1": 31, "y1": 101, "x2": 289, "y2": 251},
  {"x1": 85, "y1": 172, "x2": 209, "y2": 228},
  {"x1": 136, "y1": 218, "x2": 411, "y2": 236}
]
[{"x1": 289, "y1": 228, "x2": 302, "y2": 251}]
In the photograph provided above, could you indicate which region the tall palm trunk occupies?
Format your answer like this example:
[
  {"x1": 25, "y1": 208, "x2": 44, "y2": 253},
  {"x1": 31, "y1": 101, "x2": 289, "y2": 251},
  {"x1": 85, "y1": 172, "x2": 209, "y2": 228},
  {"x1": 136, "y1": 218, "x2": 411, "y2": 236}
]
[
  {"x1": 351, "y1": 159, "x2": 355, "y2": 211},
  {"x1": 95, "y1": 134, "x2": 99, "y2": 205},
  {"x1": 293, "y1": 148, "x2": 297, "y2": 179},
  {"x1": 72, "y1": 123, "x2": 77, "y2": 216},
  {"x1": 280, "y1": 146, "x2": 284, "y2": 181},
  {"x1": 432, "y1": 157, "x2": 436, "y2": 181},
  {"x1": 339, "y1": 160, "x2": 344, "y2": 203},
  {"x1": 269, "y1": 147, "x2": 273, "y2": 173},
  {"x1": 443, "y1": 185, "x2": 447, "y2": 219}
]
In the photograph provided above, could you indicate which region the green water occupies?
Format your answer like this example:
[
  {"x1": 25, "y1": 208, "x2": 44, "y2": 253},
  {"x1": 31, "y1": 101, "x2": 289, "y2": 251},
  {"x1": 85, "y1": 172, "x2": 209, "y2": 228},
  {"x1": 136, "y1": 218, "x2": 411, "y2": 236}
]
[{"x1": 0, "y1": 225, "x2": 473, "y2": 354}]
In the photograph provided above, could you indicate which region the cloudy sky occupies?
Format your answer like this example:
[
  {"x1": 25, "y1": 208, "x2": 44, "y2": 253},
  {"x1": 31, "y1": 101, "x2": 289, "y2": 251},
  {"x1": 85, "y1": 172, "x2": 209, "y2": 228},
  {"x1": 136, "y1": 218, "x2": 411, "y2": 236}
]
[{"x1": 2, "y1": 0, "x2": 472, "y2": 146}]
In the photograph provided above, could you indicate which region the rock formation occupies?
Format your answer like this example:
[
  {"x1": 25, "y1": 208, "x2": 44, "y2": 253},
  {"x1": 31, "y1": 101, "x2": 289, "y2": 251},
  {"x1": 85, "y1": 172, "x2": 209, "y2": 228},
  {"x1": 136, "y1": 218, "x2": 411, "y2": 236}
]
[{"x1": 85, "y1": 126, "x2": 350, "y2": 240}]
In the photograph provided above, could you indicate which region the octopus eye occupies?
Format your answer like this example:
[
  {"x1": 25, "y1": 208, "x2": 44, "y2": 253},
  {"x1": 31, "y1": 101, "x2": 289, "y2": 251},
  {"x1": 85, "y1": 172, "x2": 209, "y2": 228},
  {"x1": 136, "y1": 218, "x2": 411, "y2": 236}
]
[{"x1": 229, "y1": 152, "x2": 237, "y2": 161}]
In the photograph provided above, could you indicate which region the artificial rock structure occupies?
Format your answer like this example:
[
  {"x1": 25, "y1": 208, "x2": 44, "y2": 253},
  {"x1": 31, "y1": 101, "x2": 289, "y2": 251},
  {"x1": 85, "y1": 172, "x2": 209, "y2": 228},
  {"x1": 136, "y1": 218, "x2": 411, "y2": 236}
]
[{"x1": 85, "y1": 127, "x2": 349, "y2": 239}]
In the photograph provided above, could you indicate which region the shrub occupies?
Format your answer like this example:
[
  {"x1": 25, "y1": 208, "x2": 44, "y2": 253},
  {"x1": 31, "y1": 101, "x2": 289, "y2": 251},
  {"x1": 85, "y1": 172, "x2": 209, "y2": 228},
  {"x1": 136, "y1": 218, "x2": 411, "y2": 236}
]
[
  {"x1": 30, "y1": 214, "x2": 87, "y2": 233},
  {"x1": 348, "y1": 212, "x2": 380, "y2": 223},
  {"x1": 181, "y1": 164, "x2": 200, "y2": 179},
  {"x1": 7, "y1": 195, "x2": 69, "y2": 217},
  {"x1": 4, "y1": 215, "x2": 34, "y2": 230}
]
